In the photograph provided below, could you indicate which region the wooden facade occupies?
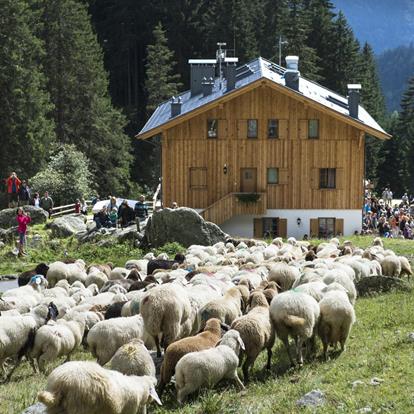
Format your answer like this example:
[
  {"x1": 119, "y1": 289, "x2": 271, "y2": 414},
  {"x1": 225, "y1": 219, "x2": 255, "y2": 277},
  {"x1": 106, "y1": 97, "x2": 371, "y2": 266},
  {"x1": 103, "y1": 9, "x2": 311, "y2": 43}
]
[{"x1": 161, "y1": 84, "x2": 365, "y2": 214}]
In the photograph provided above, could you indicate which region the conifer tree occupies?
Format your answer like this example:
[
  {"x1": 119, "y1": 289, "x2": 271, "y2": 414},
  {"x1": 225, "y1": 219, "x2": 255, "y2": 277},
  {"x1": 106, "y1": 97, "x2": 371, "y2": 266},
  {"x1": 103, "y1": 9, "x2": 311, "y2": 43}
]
[
  {"x1": 376, "y1": 112, "x2": 410, "y2": 197},
  {"x1": 279, "y1": 0, "x2": 320, "y2": 79},
  {"x1": 356, "y1": 43, "x2": 386, "y2": 181},
  {"x1": 398, "y1": 76, "x2": 414, "y2": 194},
  {"x1": 38, "y1": 0, "x2": 132, "y2": 196},
  {"x1": 0, "y1": 0, "x2": 55, "y2": 179},
  {"x1": 145, "y1": 22, "x2": 182, "y2": 114},
  {"x1": 327, "y1": 11, "x2": 360, "y2": 94}
]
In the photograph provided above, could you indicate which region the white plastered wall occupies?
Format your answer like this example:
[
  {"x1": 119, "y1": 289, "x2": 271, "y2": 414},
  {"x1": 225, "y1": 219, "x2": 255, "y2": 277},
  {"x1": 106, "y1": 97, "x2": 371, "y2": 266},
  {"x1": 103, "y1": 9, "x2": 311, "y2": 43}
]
[{"x1": 220, "y1": 209, "x2": 362, "y2": 239}]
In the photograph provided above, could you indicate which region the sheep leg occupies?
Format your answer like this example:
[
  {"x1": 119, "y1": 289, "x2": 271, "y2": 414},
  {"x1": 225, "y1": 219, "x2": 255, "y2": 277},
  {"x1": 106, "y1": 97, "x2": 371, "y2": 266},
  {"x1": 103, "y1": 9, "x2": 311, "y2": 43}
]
[
  {"x1": 29, "y1": 356, "x2": 38, "y2": 374},
  {"x1": 322, "y1": 341, "x2": 329, "y2": 361},
  {"x1": 242, "y1": 357, "x2": 253, "y2": 383},
  {"x1": 266, "y1": 347, "x2": 272, "y2": 370},
  {"x1": 296, "y1": 337, "x2": 304, "y2": 366},
  {"x1": 4, "y1": 358, "x2": 20, "y2": 382},
  {"x1": 231, "y1": 371, "x2": 245, "y2": 390},
  {"x1": 281, "y1": 336, "x2": 295, "y2": 366},
  {"x1": 138, "y1": 406, "x2": 147, "y2": 414},
  {"x1": 238, "y1": 352, "x2": 244, "y2": 367},
  {"x1": 154, "y1": 335, "x2": 161, "y2": 358}
]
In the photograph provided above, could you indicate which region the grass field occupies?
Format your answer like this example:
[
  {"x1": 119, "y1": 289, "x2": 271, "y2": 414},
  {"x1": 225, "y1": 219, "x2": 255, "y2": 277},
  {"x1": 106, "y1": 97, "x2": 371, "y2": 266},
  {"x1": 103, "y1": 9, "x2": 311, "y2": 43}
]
[{"x1": 1, "y1": 235, "x2": 413, "y2": 413}]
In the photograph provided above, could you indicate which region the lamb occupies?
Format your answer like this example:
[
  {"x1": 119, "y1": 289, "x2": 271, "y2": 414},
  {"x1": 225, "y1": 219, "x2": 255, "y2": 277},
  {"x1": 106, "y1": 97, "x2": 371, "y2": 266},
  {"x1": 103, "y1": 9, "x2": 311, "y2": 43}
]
[
  {"x1": 140, "y1": 284, "x2": 192, "y2": 357},
  {"x1": 318, "y1": 289, "x2": 356, "y2": 360},
  {"x1": 110, "y1": 339, "x2": 156, "y2": 378},
  {"x1": 199, "y1": 286, "x2": 246, "y2": 328},
  {"x1": 269, "y1": 291, "x2": 320, "y2": 366},
  {"x1": 37, "y1": 361, "x2": 161, "y2": 414},
  {"x1": 231, "y1": 291, "x2": 275, "y2": 382},
  {"x1": 87, "y1": 314, "x2": 150, "y2": 366},
  {"x1": 158, "y1": 318, "x2": 223, "y2": 396},
  {"x1": 399, "y1": 256, "x2": 412, "y2": 278},
  {"x1": 174, "y1": 329, "x2": 245, "y2": 403},
  {"x1": 109, "y1": 267, "x2": 130, "y2": 280},
  {"x1": 31, "y1": 312, "x2": 86, "y2": 372},
  {"x1": 268, "y1": 262, "x2": 300, "y2": 291}
]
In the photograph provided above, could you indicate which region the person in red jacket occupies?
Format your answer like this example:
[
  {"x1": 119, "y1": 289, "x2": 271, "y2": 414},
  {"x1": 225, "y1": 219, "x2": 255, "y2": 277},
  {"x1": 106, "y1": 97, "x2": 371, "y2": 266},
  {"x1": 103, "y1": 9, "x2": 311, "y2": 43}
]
[
  {"x1": 16, "y1": 207, "x2": 31, "y2": 257},
  {"x1": 6, "y1": 172, "x2": 21, "y2": 208}
]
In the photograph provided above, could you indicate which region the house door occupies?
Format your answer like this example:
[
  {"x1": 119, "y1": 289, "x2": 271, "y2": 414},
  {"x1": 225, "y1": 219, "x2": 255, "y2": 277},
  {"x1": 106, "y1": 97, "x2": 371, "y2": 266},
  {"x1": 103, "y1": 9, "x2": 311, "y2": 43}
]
[{"x1": 240, "y1": 168, "x2": 257, "y2": 192}]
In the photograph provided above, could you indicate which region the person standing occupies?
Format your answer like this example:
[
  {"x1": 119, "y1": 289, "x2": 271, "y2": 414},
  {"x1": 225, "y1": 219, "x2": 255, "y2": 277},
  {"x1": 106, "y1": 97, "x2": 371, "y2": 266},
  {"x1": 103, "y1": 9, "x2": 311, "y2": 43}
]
[
  {"x1": 74, "y1": 199, "x2": 81, "y2": 214},
  {"x1": 18, "y1": 180, "x2": 31, "y2": 206},
  {"x1": 134, "y1": 195, "x2": 148, "y2": 231},
  {"x1": 6, "y1": 172, "x2": 21, "y2": 208},
  {"x1": 80, "y1": 197, "x2": 88, "y2": 215},
  {"x1": 40, "y1": 191, "x2": 54, "y2": 218},
  {"x1": 16, "y1": 207, "x2": 31, "y2": 256},
  {"x1": 32, "y1": 192, "x2": 41, "y2": 208}
]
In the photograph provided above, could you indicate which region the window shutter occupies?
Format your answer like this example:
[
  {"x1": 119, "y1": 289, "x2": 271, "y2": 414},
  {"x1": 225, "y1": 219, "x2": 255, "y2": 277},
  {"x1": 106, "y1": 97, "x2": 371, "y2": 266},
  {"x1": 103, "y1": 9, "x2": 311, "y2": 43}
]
[
  {"x1": 190, "y1": 168, "x2": 207, "y2": 189},
  {"x1": 310, "y1": 219, "x2": 319, "y2": 238},
  {"x1": 237, "y1": 120, "x2": 247, "y2": 139},
  {"x1": 335, "y1": 168, "x2": 344, "y2": 190},
  {"x1": 218, "y1": 120, "x2": 227, "y2": 139},
  {"x1": 254, "y1": 218, "x2": 264, "y2": 238},
  {"x1": 310, "y1": 168, "x2": 319, "y2": 189},
  {"x1": 279, "y1": 120, "x2": 288, "y2": 139},
  {"x1": 299, "y1": 120, "x2": 308, "y2": 139},
  {"x1": 335, "y1": 218, "x2": 344, "y2": 236},
  {"x1": 278, "y1": 168, "x2": 289, "y2": 185},
  {"x1": 278, "y1": 218, "x2": 287, "y2": 238}
]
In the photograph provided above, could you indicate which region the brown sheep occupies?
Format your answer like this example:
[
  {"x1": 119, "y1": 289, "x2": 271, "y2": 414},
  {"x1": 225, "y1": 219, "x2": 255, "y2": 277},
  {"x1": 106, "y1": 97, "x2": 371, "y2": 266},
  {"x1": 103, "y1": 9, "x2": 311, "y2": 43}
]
[{"x1": 158, "y1": 318, "x2": 223, "y2": 396}]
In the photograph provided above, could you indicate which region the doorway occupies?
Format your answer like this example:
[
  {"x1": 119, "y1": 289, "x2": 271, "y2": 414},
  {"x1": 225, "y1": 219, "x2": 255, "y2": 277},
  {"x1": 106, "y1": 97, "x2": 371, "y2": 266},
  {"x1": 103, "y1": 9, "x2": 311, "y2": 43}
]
[{"x1": 240, "y1": 168, "x2": 257, "y2": 192}]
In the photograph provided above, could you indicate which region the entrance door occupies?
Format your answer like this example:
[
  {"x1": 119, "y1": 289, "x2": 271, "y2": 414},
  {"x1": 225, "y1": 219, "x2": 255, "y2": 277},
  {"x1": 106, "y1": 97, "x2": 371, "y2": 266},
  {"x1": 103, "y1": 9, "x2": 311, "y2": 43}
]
[{"x1": 240, "y1": 168, "x2": 257, "y2": 192}]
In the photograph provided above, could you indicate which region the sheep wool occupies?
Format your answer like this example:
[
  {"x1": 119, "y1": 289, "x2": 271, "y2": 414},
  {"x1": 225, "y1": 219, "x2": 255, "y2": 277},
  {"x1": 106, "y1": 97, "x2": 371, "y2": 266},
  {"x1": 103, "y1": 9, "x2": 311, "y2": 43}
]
[
  {"x1": 158, "y1": 318, "x2": 222, "y2": 396},
  {"x1": 231, "y1": 291, "x2": 275, "y2": 382},
  {"x1": 140, "y1": 284, "x2": 192, "y2": 357},
  {"x1": 318, "y1": 290, "x2": 356, "y2": 360},
  {"x1": 175, "y1": 329, "x2": 245, "y2": 403},
  {"x1": 38, "y1": 361, "x2": 160, "y2": 414},
  {"x1": 270, "y1": 290, "x2": 320, "y2": 366},
  {"x1": 110, "y1": 339, "x2": 155, "y2": 378}
]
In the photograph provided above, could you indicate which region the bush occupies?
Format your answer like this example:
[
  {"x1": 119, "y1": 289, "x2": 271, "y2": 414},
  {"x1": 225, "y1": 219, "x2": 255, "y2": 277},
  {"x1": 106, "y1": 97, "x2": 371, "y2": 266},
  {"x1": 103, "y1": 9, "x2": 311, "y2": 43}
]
[{"x1": 30, "y1": 144, "x2": 93, "y2": 205}]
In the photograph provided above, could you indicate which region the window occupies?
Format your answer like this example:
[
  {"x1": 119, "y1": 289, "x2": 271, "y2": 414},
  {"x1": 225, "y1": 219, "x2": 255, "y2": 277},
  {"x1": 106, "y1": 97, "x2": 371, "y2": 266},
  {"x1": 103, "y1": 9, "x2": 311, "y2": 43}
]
[
  {"x1": 247, "y1": 119, "x2": 258, "y2": 138},
  {"x1": 207, "y1": 119, "x2": 218, "y2": 138},
  {"x1": 319, "y1": 168, "x2": 336, "y2": 189},
  {"x1": 267, "y1": 168, "x2": 279, "y2": 184},
  {"x1": 263, "y1": 218, "x2": 278, "y2": 238},
  {"x1": 268, "y1": 119, "x2": 279, "y2": 138},
  {"x1": 308, "y1": 119, "x2": 319, "y2": 139},
  {"x1": 189, "y1": 167, "x2": 207, "y2": 189},
  {"x1": 319, "y1": 218, "x2": 335, "y2": 238}
]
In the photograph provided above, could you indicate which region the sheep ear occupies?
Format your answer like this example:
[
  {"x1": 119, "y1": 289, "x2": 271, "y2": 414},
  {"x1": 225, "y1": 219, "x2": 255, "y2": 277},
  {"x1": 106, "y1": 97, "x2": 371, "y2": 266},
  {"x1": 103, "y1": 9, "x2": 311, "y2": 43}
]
[
  {"x1": 237, "y1": 336, "x2": 245, "y2": 351},
  {"x1": 220, "y1": 323, "x2": 230, "y2": 331},
  {"x1": 149, "y1": 386, "x2": 162, "y2": 406}
]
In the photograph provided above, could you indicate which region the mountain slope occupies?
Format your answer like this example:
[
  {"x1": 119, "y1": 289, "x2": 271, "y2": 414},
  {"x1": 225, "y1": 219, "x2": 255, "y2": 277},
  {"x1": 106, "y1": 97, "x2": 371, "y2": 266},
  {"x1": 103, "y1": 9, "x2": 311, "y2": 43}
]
[
  {"x1": 334, "y1": 0, "x2": 414, "y2": 53},
  {"x1": 377, "y1": 44, "x2": 414, "y2": 112}
]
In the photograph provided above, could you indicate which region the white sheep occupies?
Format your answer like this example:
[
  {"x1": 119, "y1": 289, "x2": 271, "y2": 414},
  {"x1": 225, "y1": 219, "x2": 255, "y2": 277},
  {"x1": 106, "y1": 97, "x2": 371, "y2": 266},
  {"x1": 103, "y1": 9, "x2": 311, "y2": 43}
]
[
  {"x1": 30, "y1": 312, "x2": 86, "y2": 372},
  {"x1": 268, "y1": 262, "x2": 300, "y2": 291},
  {"x1": 38, "y1": 361, "x2": 161, "y2": 414},
  {"x1": 110, "y1": 339, "x2": 156, "y2": 378},
  {"x1": 318, "y1": 289, "x2": 356, "y2": 360},
  {"x1": 322, "y1": 269, "x2": 357, "y2": 305},
  {"x1": 87, "y1": 314, "x2": 151, "y2": 366},
  {"x1": 175, "y1": 329, "x2": 245, "y2": 403},
  {"x1": 231, "y1": 291, "x2": 275, "y2": 382},
  {"x1": 270, "y1": 291, "x2": 320, "y2": 366},
  {"x1": 140, "y1": 284, "x2": 192, "y2": 357}
]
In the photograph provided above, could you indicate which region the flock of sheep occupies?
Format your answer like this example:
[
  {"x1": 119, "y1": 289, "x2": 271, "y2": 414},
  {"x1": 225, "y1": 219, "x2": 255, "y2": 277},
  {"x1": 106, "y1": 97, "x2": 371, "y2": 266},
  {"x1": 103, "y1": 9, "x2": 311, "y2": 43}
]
[{"x1": 0, "y1": 236, "x2": 412, "y2": 414}]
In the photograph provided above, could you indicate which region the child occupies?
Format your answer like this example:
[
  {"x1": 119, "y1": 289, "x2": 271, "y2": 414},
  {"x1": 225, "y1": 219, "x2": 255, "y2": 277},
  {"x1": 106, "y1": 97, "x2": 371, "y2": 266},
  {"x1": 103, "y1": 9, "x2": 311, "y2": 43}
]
[
  {"x1": 109, "y1": 207, "x2": 118, "y2": 228},
  {"x1": 16, "y1": 207, "x2": 31, "y2": 257}
]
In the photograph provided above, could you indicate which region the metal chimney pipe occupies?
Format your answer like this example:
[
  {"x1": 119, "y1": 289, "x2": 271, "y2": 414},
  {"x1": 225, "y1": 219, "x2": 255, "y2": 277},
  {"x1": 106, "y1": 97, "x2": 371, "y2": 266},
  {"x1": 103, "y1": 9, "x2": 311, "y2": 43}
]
[{"x1": 347, "y1": 84, "x2": 361, "y2": 119}]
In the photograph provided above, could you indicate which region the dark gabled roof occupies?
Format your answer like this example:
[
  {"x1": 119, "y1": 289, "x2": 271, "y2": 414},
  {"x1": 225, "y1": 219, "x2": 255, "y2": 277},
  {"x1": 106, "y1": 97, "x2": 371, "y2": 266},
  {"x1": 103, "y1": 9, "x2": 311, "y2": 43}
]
[{"x1": 137, "y1": 57, "x2": 390, "y2": 140}]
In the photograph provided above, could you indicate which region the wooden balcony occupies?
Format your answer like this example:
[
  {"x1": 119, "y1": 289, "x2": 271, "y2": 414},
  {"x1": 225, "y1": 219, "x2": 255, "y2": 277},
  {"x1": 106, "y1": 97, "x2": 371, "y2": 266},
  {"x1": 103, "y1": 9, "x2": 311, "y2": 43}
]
[{"x1": 201, "y1": 192, "x2": 267, "y2": 225}]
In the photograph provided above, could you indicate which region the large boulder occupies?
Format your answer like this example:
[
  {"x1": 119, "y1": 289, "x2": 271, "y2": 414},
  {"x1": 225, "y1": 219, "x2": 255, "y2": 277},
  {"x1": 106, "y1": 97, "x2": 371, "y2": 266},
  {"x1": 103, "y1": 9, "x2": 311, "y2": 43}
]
[
  {"x1": 49, "y1": 214, "x2": 87, "y2": 238},
  {"x1": 0, "y1": 206, "x2": 48, "y2": 229},
  {"x1": 141, "y1": 207, "x2": 228, "y2": 248}
]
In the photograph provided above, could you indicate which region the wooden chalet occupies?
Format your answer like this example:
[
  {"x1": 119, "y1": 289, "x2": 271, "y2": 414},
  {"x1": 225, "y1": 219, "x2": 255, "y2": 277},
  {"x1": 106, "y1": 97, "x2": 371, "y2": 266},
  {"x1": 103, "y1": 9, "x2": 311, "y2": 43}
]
[{"x1": 137, "y1": 55, "x2": 390, "y2": 239}]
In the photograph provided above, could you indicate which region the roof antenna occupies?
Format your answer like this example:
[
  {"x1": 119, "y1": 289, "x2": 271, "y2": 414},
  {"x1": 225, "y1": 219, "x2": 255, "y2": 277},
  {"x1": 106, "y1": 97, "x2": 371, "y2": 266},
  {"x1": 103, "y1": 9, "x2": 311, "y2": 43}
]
[{"x1": 216, "y1": 42, "x2": 227, "y2": 89}]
